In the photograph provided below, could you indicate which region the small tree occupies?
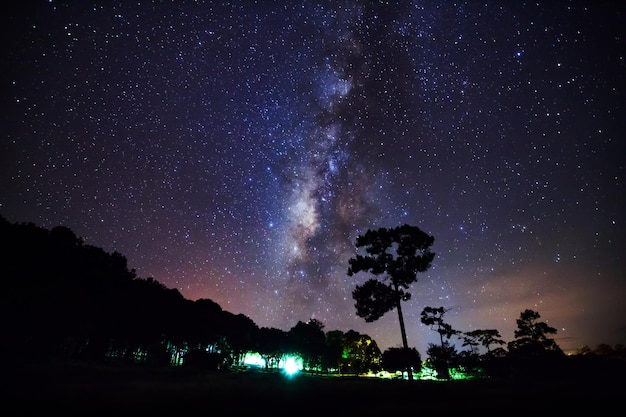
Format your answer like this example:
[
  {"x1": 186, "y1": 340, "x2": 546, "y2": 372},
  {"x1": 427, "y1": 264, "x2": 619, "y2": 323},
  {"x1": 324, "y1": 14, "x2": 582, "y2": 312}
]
[
  {"x1": 463, "y1": 329, "x2": 505, "y2": 354},
  {"x1": 420, "y1": 306, "x2": 460, "y2": 380},
  {"x1": 288, "y1": 319, "x2": 326, "y2": 372},
  {"x1": 256, "y1": 327, "x2": 288, "y2": 371},
  {"x1": 507, "y1": 309, "x2": 562, "y2": 357},
  {"x1": 348, "y1": 224, "x2": 435, "y2": 380},
  {"x1": 425, "y1": 342, "x2": 457, "y2": 380},
  {"x1": 381, "y1": 347, "x2": 422, "y2": 377},
  {"x1": 321, "y1": 330, "x2": 345, "y2": 374},
  {"x1": 507, "y1": 309, "x2": 565, "y2": 379},
  {"x1": 459, "y1": 329, "x2": 505, "y2": 379},
  {"x1": 341, "y1": 330, "x2": 382, "y2": 375}
]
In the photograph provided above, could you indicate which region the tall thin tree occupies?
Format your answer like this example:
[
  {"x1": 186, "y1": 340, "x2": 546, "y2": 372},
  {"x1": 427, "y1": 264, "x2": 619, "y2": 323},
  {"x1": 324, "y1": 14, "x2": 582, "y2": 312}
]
[{"x1": 348, "y1": 224, "x2": 435, "y2": 380}]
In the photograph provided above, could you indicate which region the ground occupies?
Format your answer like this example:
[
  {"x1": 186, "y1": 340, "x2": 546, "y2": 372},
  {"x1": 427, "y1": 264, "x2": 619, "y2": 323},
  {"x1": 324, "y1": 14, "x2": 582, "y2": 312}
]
[{"x1": 2, "y1": 363, "x2": 622, "y2": 416}]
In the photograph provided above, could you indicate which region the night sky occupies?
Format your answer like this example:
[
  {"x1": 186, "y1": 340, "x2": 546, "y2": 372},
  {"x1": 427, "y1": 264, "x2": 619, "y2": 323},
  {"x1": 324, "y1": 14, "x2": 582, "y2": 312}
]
[{"x1": 2, "y1": 0, "x2": 625, "y2": 355}]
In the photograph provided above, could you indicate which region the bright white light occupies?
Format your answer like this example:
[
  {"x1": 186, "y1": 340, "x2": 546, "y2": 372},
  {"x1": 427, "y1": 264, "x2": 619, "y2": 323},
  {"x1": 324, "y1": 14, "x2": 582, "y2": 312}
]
[
  {"x1": 282, "y1": 355, "x2": 302, "y2": 376},
  {"x1": 242, "y1": 352, "x2": 265, "y2": 368}
]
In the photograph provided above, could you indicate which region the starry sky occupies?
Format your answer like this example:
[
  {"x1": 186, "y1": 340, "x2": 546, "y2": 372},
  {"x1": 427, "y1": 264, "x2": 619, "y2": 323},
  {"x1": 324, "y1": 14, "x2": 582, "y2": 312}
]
[{"x1": 2, "y1": 0, "x2": 625, "y2": 355}]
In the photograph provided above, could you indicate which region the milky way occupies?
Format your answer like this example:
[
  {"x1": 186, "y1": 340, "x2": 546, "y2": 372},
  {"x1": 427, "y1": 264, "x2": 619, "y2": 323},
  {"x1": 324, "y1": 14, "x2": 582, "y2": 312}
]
[{"x1": 2, "y1": 1, "x2": 625, "y2": 354}]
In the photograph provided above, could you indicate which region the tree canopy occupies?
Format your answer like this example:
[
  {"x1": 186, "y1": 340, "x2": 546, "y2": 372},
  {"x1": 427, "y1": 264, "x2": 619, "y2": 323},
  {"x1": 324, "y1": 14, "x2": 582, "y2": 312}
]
[
  {"x1": 508, "y1": 309, "x2": 563, "y2": 357},
  {"x1": 348, "y1": 224, "x2": 435, "y2": 322}
]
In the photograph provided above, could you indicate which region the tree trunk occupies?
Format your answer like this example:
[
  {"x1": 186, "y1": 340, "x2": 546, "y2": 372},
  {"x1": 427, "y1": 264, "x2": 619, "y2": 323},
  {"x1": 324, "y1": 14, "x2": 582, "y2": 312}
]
[{"x1": 396, "y1": 296, "x2": 414, "y2": 381}]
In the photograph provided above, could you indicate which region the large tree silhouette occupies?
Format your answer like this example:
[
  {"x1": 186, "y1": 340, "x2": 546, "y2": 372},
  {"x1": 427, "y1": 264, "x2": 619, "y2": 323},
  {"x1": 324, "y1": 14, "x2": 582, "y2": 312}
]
[
  {"x1": 347, "y1": 224, "x2": 435, "y2": 380},
  {"x1": 508, "y1": 309, "x2": 563, "y2": 357},
  {"x1": 507, "y1": 309, "x2": 565, "y2": 379}
]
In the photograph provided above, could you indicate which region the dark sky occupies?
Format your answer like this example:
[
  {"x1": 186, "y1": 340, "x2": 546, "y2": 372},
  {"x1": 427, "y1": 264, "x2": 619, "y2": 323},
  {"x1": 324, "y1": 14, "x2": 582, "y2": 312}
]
[{"x1": 2, "y1": 0, "x2": 625, "y2": 354}]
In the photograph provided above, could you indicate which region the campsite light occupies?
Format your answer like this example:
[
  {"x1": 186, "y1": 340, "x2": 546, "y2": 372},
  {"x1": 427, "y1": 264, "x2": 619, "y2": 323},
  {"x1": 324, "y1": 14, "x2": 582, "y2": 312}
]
[{"x1": 282, "y1": 355, "x2": 302, "y2": 376}]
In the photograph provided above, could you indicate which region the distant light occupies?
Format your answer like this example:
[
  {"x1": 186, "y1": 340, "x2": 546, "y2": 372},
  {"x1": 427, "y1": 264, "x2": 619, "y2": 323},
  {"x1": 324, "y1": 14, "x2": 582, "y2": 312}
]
[
  {"x1": 282, "y1": 356, "x2": 302, "y2": 376},
  {"x1": 242, "y1": 352, "x2": 265, "y2": 368}
]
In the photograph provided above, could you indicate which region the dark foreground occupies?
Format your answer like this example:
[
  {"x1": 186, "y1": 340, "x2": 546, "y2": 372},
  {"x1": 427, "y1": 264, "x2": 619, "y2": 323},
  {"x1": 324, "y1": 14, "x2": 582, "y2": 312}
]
[{"x1": 2, "y1": 364, "x2": 623, "y2": 416}]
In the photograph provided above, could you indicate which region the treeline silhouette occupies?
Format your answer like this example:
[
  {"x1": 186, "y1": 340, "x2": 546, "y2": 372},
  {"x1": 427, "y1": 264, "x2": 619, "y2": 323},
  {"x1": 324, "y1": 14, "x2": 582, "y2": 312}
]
[
  {"x1": 1, "y1": 215, "x2": 624, "y2": 381},
  {"x1": 0, "y1": 215, "x2": 382, "y2": 374}
]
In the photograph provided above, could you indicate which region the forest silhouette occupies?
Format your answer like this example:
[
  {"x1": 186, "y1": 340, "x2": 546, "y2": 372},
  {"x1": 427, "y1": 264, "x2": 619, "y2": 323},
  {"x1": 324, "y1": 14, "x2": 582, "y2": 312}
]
[{"x1": 1, "y1": 214, "x2": 624, "y2": 415}]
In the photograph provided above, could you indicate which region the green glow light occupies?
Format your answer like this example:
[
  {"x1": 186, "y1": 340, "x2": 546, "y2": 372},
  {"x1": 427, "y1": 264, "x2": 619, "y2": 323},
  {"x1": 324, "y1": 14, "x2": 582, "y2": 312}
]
[
  {"x1": 282, "y1": 356, "x2": 302, "y2": 376},
  {"x1": 242, "y1": 352, "x2": 266, "y2": 368}
]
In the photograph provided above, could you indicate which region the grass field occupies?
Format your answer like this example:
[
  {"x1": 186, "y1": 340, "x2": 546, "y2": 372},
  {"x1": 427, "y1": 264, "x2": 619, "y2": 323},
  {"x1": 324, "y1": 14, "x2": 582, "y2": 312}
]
[{"x1": 2, "y1": 363, "x2": 623, "y2": 416}]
